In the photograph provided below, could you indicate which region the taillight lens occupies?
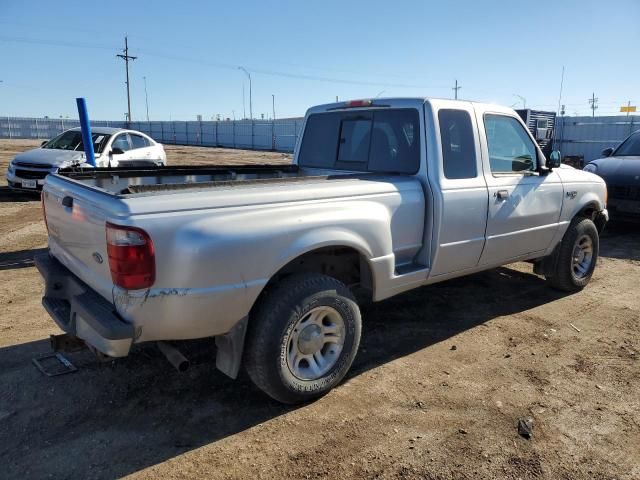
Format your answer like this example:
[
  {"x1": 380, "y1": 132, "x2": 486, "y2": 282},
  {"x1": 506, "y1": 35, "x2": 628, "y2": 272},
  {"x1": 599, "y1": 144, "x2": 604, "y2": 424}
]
[{"x1": 106, "y1": 222, "x2": 155, "y2": 290}]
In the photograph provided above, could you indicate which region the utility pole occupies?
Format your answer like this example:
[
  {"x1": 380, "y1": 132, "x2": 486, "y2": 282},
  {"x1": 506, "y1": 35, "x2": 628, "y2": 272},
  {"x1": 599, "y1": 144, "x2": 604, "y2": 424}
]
[
  {"x1": 452, "y1": 79, "x2": 461, "y2": 100},
  {"x1": 238, "y1": 67, "x2": 252, "y2": 120},
  {"x1": 272, "y1": 94, "x2": 276, "y2": 120},
  {"x1": 117, "y1": 36, "x2": 137, "y2": 122},
  {"x1": 589, "y1": 92, "x2": 598, "y2": 117},
  {"x1": 143, "y1": 76, "x2": 150, "y2": 122}
]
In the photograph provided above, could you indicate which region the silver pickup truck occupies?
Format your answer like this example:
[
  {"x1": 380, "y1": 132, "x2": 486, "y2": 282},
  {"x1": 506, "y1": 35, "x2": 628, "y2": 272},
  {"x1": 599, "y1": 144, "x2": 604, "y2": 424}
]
[{"x1": 36, "y1": 98, "x2": 608, "y2": 404}]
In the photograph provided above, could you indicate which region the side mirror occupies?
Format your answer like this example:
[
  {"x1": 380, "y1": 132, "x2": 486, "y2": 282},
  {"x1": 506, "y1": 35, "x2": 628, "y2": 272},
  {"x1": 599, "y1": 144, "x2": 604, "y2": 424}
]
[
  {"x1": 111, "y1": 147, "x2": 125, "y2": 155},
  {"x1": 41, "y1": 141, "x2": 48, "y2": 147},
  {"x1": 601, "y1": 147, "x2": 614, "y2": 157},
  {"x1": 548, "y1": 150, "x2": 561, "y2": 169}
]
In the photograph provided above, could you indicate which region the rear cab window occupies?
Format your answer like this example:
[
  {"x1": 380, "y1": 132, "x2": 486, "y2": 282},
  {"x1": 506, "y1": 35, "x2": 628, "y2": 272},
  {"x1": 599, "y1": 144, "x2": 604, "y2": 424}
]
[{"x1": 298, "y1": 108, "x2": 420, "y2": 174}]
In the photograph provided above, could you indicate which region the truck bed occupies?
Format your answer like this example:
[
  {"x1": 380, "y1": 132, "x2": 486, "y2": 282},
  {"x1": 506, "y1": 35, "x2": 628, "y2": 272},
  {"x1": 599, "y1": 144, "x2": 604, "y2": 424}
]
[{"x1": 58, "y1": 164, "x2": 322, "y2": 196}]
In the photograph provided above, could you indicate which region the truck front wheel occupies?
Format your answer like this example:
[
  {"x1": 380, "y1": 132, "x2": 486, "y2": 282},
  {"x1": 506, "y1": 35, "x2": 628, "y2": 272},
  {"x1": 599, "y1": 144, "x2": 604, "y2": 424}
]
[
  {"x1": 244, "y1": 273, "x2": 362, "y2": 404},
  {"x1": 546, "y1": 217, "x2": 599, "y2": 292}
]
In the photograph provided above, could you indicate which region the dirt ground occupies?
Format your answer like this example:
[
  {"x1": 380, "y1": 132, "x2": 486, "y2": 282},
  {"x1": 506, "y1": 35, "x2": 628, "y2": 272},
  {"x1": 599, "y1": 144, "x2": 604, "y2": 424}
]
[{"x1": 0, "y1": 139, "x2": 638, "y2": 480}]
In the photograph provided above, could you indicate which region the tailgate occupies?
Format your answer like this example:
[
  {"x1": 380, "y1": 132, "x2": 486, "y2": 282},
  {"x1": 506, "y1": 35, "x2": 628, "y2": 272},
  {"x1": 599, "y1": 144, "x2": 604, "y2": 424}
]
[{"x1": 42, "y1": 179, "x2": 115, "y2": 300}]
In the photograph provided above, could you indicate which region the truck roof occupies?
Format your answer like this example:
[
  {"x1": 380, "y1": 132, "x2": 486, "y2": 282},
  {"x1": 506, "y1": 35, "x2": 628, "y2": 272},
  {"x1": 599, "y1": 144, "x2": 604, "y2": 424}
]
[{"x1": 307, "y1": 97, "x2": 511, "y2": 115}]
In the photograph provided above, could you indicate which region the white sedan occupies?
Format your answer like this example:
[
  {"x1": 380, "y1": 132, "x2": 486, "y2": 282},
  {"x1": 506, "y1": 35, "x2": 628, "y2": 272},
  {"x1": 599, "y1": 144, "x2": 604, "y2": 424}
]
[{"x1": 6, "y1": 127, "x2": 167, "y2": 191}]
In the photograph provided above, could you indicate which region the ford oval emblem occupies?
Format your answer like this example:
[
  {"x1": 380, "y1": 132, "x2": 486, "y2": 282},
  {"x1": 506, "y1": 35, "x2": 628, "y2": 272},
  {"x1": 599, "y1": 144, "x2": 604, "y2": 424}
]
[{"x1": 92, "y1": 252, "x2": 104, "y2": 264}]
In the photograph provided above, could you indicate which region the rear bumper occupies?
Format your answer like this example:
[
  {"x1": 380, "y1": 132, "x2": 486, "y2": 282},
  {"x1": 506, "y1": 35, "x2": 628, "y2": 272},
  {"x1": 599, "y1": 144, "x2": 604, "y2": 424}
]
[{"x1": 35, "y1": 252, "x2": 134, "y2": 357}]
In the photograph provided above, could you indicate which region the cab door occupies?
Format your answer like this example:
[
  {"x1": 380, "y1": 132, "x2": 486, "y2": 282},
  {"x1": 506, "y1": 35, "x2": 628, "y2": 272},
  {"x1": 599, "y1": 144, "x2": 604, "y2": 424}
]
[
  {"x1": 429, "y1": 103, "x2": 489, "y2": 276},
  {"x1": 477, "y1": 112, "x2": 563, "y2": 265}
]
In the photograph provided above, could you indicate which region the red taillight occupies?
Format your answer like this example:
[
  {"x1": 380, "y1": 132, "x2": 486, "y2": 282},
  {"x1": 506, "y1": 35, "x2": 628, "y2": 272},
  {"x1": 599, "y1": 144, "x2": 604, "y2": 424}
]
[
  {"x1": 106, "y1": 222, "x2": 155, "y2": 290},
  {"x1": 41, "y1": 191, "x2": 48, "y2": 232},
  {"x1": 345, "y1": 99, "x2": 372, "y2": 108}
]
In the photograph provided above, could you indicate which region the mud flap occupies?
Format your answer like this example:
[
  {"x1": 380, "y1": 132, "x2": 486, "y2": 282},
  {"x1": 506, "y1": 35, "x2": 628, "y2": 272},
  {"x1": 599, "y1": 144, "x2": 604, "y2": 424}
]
[
  {"x1": 534, "y1": 245, "x2": 560, "y2": 278},
  {"x1": 215, "y1": 316, "x2": 248, "y2": 379}
]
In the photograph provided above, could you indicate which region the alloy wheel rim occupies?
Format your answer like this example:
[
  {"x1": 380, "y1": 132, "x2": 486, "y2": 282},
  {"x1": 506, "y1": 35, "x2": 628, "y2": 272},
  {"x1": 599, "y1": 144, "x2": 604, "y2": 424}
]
[
  {"x1": 285, "y1": 306, "x2": 345, "y2": 381},
  {"x1": 572, "y1": 234, "x2": 594, "y2": 279}
]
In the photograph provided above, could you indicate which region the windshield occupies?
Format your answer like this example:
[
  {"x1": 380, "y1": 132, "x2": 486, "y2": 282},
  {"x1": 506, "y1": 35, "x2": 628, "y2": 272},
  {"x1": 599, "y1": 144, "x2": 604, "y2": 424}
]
[
  {"x1": 42, "y1": 131, "x2": 111, "y2": 153},
  {"x1": 613, "y1": 132, "x2": 640, "y2": 157}
]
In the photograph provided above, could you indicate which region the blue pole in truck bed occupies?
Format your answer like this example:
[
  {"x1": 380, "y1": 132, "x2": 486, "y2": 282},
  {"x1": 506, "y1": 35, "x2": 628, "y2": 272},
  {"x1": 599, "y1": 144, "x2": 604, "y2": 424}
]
[{"x1": 75, "y1": 97, "x2": 96, "y2": 167}]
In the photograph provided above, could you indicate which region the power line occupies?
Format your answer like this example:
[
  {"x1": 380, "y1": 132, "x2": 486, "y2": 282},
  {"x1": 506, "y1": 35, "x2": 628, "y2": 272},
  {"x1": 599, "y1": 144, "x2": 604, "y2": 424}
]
[
  {"x1": 0, "y1": 34, "x2": 448, "y2": 90},
  {"x1": 0, "y1": 24, "x2": 437, "y2": 83},
  {"x1": 116, "y1": 36, "x2": 137, "y2": 122}
]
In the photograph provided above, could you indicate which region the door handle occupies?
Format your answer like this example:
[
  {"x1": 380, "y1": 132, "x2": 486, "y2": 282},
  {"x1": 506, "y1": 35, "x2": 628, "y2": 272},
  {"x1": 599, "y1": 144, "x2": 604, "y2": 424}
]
[{"x1": 495, "y1": 190, "x2": 510, "y2": 200}]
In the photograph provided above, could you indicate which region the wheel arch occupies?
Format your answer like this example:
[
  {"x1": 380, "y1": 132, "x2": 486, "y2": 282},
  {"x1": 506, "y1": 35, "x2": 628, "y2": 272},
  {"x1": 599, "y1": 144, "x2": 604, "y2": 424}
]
[
  {"x1": 253, "y1": 242, "x2": 375, "y2": 311},
  {"x1": 577, "y1": 200, "x2": 607, "y2": 232}
]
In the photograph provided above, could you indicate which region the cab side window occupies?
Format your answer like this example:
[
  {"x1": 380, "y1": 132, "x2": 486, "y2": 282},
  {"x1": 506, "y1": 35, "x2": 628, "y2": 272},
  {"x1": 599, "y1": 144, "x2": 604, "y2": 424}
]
[
  {"x1": 439, "y1": 109, "x2": 477, "y2": 179},
  {"x1": 111, "y1": 134, "x2": 131, "y2": 152},
  {"x1": 484, "y1": 115, "x2": 538, "y2": 174}
]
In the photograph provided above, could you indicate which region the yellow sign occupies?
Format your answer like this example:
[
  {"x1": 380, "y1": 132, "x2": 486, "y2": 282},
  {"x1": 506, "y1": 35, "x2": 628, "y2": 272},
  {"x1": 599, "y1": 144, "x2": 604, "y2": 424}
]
[{"x1": 620, "y1": 105, "x2": 637, "y2": 112}]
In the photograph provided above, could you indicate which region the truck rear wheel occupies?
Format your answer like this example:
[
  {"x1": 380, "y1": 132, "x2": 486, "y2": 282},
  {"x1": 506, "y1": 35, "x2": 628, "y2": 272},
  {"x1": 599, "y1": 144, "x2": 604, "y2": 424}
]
[
  {"x1": 546, "y1": 217, "x2": 599, "y2": 292},
  {"x1": 244, "y1": 273, "x2": 361, "y2": 404}
]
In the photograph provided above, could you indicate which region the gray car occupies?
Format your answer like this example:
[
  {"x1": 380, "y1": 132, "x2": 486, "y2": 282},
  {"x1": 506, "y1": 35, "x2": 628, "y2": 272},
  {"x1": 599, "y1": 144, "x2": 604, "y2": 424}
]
[{"x1": 583, "y1": 130, "x2": 640, "y2": 221}]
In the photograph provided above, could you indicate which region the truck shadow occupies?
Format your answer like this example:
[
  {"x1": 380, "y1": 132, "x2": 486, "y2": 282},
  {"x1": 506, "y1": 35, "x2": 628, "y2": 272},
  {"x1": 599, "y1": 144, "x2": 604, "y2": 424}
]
[
  {"x1": 0, "y1": 265, "x2": 570, "y2": 479},
  {"x1": 600, "y1": 222, "x2": 640, "y2": 261},
  {"x1": 0, "y1": 248, "x2": 48, "y2": 271},
  {"x1": 0, "y1": 186, "x2": 40, "y2": 202}
]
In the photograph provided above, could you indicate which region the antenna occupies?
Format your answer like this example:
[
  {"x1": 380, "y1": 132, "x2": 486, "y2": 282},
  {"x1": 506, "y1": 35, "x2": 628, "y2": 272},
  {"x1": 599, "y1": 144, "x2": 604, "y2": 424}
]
[{"x1": 556, "y1": 66, "x2": 565, "y2": 115}]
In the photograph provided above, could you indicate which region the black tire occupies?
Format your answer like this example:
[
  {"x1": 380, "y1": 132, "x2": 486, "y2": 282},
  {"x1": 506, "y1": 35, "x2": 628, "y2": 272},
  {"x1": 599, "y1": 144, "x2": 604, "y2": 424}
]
[
  {"x1": 546, "y1": 217, "x2": 599, "y2": 292},
  {"x1": 244, "y1": 273, "x2": 361, "y2": 404}
]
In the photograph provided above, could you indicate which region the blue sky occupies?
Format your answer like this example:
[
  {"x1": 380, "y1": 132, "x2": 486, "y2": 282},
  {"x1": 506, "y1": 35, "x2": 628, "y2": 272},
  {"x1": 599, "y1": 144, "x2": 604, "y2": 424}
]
[{"x1": 1, "y1": 0, "x2": 638, "y2": 120}]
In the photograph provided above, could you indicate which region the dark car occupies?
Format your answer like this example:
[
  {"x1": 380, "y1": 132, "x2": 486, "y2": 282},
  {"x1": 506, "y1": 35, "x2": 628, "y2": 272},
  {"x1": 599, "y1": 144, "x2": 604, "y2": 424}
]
[{"x1": 584, "y1": 130, "x2": 640, "y2": 222}]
